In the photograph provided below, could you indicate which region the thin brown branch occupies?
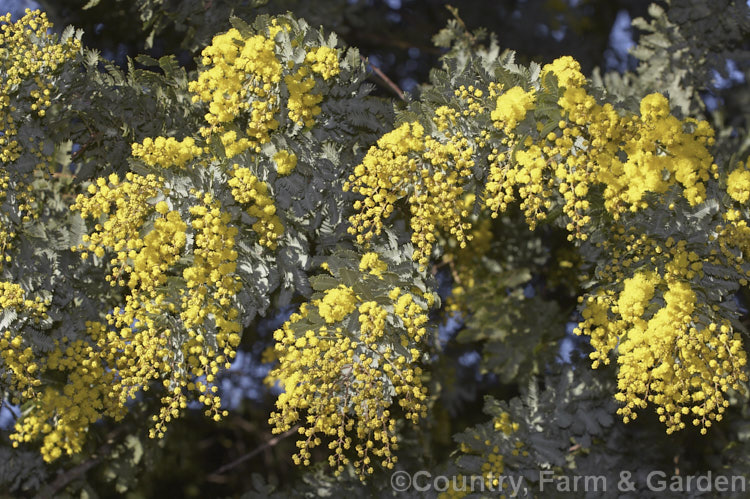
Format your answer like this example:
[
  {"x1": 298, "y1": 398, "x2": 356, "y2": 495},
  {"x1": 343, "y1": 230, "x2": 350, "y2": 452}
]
[
  {"x1": 71, "y1": 132, "x2": 101, "y2": 162},
  {"x1": 446, "y1": 5, "x2": 477, "y2": 44},
  {"x1": 207, "y1": 424, "x2": 301, "y2": 478},
  {"x1": 33, "y1": 428, "x2": 127, "y2": 498},
  {"x1": 361, "y1": 55, "x2": 406, "y2": 101},
  {"x1": 33, "y1": 456, "x2": 102, "y2": 499}
]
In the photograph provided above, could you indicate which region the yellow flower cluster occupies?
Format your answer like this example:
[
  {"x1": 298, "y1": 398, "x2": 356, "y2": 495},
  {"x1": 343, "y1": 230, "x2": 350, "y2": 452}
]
[
  {"x1": 9, "y1": 325, "x2": 126, "y2": 462},
  {"x1": 0, "y1": 10, "x2": 80, "y2": 163},
  {"x1": 188, "y1": 26, "x2": 282, "y2": 152},
  {"x1": 0, "y1": 281, "x2": 48, "y2": 317},
  {"x1": 305, "y1": 46, "x2": 340, "y2": 80},
  {"x1": 269, "y1": 255, "x2": 429, "y2": 476},
  {"x1": 128, "y1": 207, "x2": 186, "y2": 291},
  {"x1": 286, "y1": 47, "x2": 340, "y2": 127},
  {"x1": 131, "y1": 136, "x2": 203, "y2": 168},
  {"x1": 542, "y1": 55, "x2": 586, "y2": 89},
  {"x1": 346, "y1": 117, "x2": 476, "y2": 269},
  {"x1": 727, "y1": 160, "x2": 750, "y2": 203},
  {"x1": 490, "y1": 86, "x2": 536, "y2": 133},
  {"x1": 0, "y1": 292, "x2": 47, "y2": 432},
  {"x1": 577, "y1": 251, "x2": 748, "y2": 433},
  {"x1": 317, "y1": 284, "x2": 357, "y2": 323},
  {"x1": 285, "y1": 66, "x2": 324, "y2": 128},
  {"x1": 1, "y1": 331, "x2": 42, "y2": 404},
  {"x1": 188, "y1": 21, "x2": 339, "y2": 153},
  {"x1": 345, "y1": 121, "x2": 423, "y2": 242},
  {"x1": 64, "y1": 177, "x2": 242, "y2": 452},
  {"x1": 273, "y1": 149, "x2": 297, "y2": 175},
  {"x1": 484, "y1": 57, "x2": 715, "y2": 239},
  {"x1": 359, "y1": 251, "x2": 388, "y2": 277},
  {"x1": 601, "y1": 93, "x2": 713, "y2": 211},
  {"x1": 228, "y1": 165, "x2": 283, "y2": 249},
  {"x1": 163, "y1": 192, "x2": 241, "y2": 432},
  {"x1": 70, "y1": 173, "x2": 163, "y2": 283}
]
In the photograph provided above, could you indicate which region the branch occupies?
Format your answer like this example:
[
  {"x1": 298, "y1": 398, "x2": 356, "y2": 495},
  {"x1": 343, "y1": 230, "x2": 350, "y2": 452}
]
[
  {"x1": 446, "y1": 5, "x2": 477, "y2": 44},
  {"x1": 361, "y1": 55, "x2": 406, "y2": 101},
  {"x1": 71, "y1": 132, "x2": 101, "y2": 162},
  {"x1": 33, "y1": 428, "x2": 127, "y2": 498},
  {"x1": 33, "y1": 455, "x2": 102, "y2": 499},
  {"x1": 207, "y1": 424, "x2": 300, "y2": 478}
]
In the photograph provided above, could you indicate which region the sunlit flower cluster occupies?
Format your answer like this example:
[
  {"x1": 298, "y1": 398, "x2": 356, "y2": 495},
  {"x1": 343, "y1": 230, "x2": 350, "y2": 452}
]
[
  {"x1": 484, "y1": 57, "x2": 715, "y2": 238},
  {"x1": 490, "y1": 85, "x2": 535, "y2": 133},
  {"x1": 269, "y1": 253, "x2": 429, "y2": 477},
  {"x1": 188, "y1": 26, "x2": 282, "y2": 152},
  {"x1": 576, "y1": 231, "x2": 748, "y2": 433},
  {"x1": 359, "y1": 251, "x2": 388, "y2": 277},
  {"x1": 345, "y1": 116, "x2": 477, "y2": 269},
  {"x1": 228, "y1": 165, "x2": 283, "y2": 249},
  {"x1": 131, "y1": 136, "x2": 203, "y2": 168},
  {"x1": 70, "y1": 173, "x2": 164, "y2": 283},
  {"x1": 188, "y1": 21, "x2": 340, "y2": 153},
  {"x1": 8, "y1": 324, "x2": 125, "y2": 462},
  {"x1": 727, "y1": 160, "x2": 750, "y2": 204},
  {"x1": 273, "y1": 149, "x2": 297, "y2": 175},
  {"x1": 0, "y1": 10, "x2": 80, "y2": 163}
]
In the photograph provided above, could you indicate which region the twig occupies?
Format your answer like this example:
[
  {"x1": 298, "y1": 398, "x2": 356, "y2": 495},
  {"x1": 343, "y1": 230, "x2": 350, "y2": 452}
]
[
  {"x1": 208, "y1": 424, "x2": 301, "y2": 477},
  {"x1": 33, "y1": 428, "x2": 126, "y2": 498},
  {"x1": 34, "y1": 456, "x2": 102, "y2": 499},
  {"x1": 361, "y1": 55, "x2": 406, "y2": 101},
  {"x1": 71, "y1": 133, "x2": 100, "y2": 162},
  {"x1": 446, "y1": 5, "x2": 476, "y2": 44},
  {"x1": 4, "y1": 401, "x2": 20, "y2": 420}
]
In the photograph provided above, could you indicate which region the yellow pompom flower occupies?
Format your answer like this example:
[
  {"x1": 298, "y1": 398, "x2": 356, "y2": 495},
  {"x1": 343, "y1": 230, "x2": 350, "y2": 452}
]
[
  {"x1": 490, "y1": 86, "x2": 536, "y2": 133},
  {"x1": 727, "y1": 163, "x2": 750, "y2": 203},
  {"x1": 273, "y1": 150, "x2": 297, "y2": 175}
]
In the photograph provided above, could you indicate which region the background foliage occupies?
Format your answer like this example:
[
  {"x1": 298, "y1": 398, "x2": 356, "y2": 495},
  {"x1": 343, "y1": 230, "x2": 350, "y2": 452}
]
[{"x1": 2, "y1": 0, "x2": 750, "y2": 498}]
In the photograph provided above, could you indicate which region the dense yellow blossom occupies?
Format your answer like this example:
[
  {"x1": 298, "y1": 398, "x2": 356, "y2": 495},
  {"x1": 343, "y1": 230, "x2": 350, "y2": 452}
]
[
  {"x1": 273, "y1": 149, "x2": 297, "y2": 175},
  {"x1": 269, "y1": 254, "x2": 429, "y2": 477},
  {"x1": 490, "y1": 86, "x2": 536, "y2": 133},
  {"x1": 345, "y1": 117, "x2": 476, "y2": 269},
  {"x1": 9, "y1": 324, "x2": 126, "y2": 462},
  {"x1": 1, "y1": 329, "x2": 43, "y2": 414},
  {"x1": 228, "y1": 165, "x2": 283, "y2": 249},
  {"x1": 483, "y1": 61, "x2": 715, "y2": 237},
  {"x1": 188, "y1": 21, "x2": 339, "y2": 150},
  {"x1": 305, "y1": 46, "x2": 340, "y2": 80},
  {"x1": 0, "y1": 10, "x2": 80, "y2": 163},
  {"x1": 131, "y1": 136, "x2": 203, "y2": 168},
  {"x1": 71, "y1": 173, "x2": 164, "y2": 283},
  {"x1": 317, "y1": 285, "x2": 357, "y2": 323},
  {"x1": 541, "y1": 55, "x2": 586, "y2": 88},
  {"x1": 55, "y1": 178, "x2": 245, "y2": 456},
  {"x1": 0, "y1": 281, "x2": 48, "y2": 317},
  {"x1": 359, "y1": 252, "x2": 388, "y2": 277},
  {"x1": 285, "y1": 66, "x2": 324, "y2": 127},
  {"x1": 188, "y1": 26, "x2": 282, "y2": 150},
  {"x1": 577, "y1": 256, "x2": 747, "y2": 433},
  {"x1": 727, "y1": 161, "x2": 750, "y2": 203}
]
